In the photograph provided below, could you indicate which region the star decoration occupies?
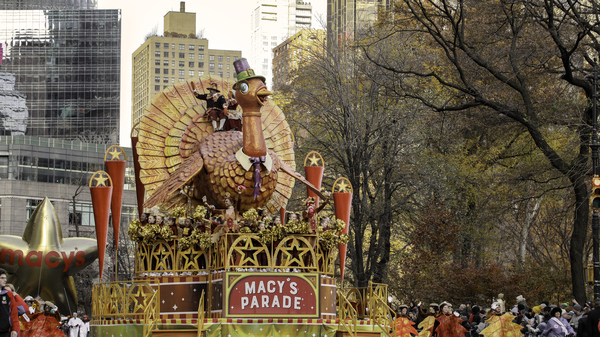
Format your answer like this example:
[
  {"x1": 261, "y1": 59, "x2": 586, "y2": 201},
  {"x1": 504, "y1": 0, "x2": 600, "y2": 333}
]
[
  {"x1": 107, "y1": 146, "x2": 124, "y2": 161},
  {"x1": 335, "y1": 180, "x2": 349, "y2": 193},
  {"x1": 279, "y1": 238, "x2": 311, "y2": 267},
  {"x1": 308, "y1": 153, "x2": 321, "y2": 166},
  {"x1": 92, "y1": 172, "x2": 109, "y2": 187},
  {"x1": 0, "y1": 197, "x2": 98, "y2": 313},
  {"x1": 232, "y1": 239, "x2": 268, "y2": 266},
  {"x1": 173, "y1": 304, "x2": 178, "y2": 310}
]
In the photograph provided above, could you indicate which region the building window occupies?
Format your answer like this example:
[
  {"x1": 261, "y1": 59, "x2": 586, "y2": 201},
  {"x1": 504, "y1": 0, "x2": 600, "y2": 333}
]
[
  {"x1": 179, "y1": 53, "x2": 185, "y2": 58},
  {"x1": 163, "y1": 68, "x2": 169, "y2": 74},
  {"x1": 218, "y1": 72, "x2": 223, "y2": 77},
  {"x1": 155, "y1": 42, "x2": 160, "y2": 48},
  {"x1": 172, "y1": 61, "x2": 175, "y2": 66},
  {"x1": 199, "y1": 71, "x2": 204, "y2": 75},
  {"x1": 163, "y1": 51, "x2": 169, "y2": 57},
  {"x1": 271, "y1": 42, "x2": 277, "y2": 46},
  {"x1": 179, "y1": 44, "x2": 185, "y2": 50},
  {"x1": 155, "y1": 76, "x2": 160, "y2": 83},
  {"x1": 210, "y1": 71, "x2": 215, "y2": 75},
  {"x1": 179, "y1": 78, "x2": 185, "y2": 82},
  {"x1": 171, "y1": 78, "x2": 175, "y2": 83},
  {"x1": 179, "y1": 61, "x2": 185, "y2": 67},
  {"x1": 155, "y1": 68, "x2": 161, "y2": 74},
  {"x1": 218, "y1": 64, "x2": 223, "y2": 70},
  {"x1": 179, "y1": 70, "x2": 185, "y2": 76},
  {"x1": 189, "y1": 53, "x2": 195, "y2": 59},
  {"x1": 172, "y1": 44, "x2": 175, "y2": 49},
  {"x1": 199, "y1": 54, "x2": 204, "y2": 60},
  {"x1": 68, "y1": 202, "x2": 94, "y2": 227},
  {"x1": 189, "y1": 45, "x2": 195, "y2": 50},
  {"x1": 227, "y1": 72, "x2": 230, "y2": 78},
  {"x1": 26, "y1": 199, "x2": 43, "y2": 220},
  {"x1": 209, "y1": 55, "x2": 215, "y2": 61},
  {"x1": 155, "y1": 85, "x2": 160, "y2": 91},
  {"x1": 164, "y1": 43, "x2": 169, "y2": 48},
  {"x1": 218, "y1": 56, "x2": 223, "y2": 62},
  {"x1": 199, "y1": 45, "x2": 205, "y2": 51},
  {"x1": 163, "y1": 60, "x2": 169, "y2": 66},
  {"x1": 172, "y1": 52, "x2": 175, "y2": 57},
  {"x1": 154, "y1": 51, "x2": 160, "y2": 57},
  {"x1": 227, "y1": 64, "x2": 230, "y2": 70},
  {"x1": 171, "y1": 69, "x2": 175, "y2": 75},
  {"x1": 163, "y1": 77, "x2": 169, "y2": 83},
  {"x1": 189, "y1": 70, "x2": 194, "y2": 76},
  {"x1": 209, "y1": 63, "x2": 215, "y2": 69},
  {"x1": 189, "y1": 62, "x2": 195, "y2": 67},
  {"x1": 155, "y1": 59, "x2": 160, "y2": 66},
  {"x1": 198, "y1": 62, "x2": 204, "y2": 68},
  {"x1": 227, "y1": 56, "x2": 230, "y2": 62},
  {"x1": 263, "y1": 42, "x2": 268, "y2": 46}
]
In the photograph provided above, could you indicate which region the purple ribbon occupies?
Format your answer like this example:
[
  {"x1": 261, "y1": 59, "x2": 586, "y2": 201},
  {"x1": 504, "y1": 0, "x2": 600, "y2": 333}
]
[{"x1": 249, "y1": 156, "x2": 266, "y2": 200}]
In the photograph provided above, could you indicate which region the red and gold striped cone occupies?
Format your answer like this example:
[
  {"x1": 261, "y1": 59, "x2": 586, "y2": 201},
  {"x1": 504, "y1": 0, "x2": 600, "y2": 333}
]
[
  {"x1": 104, "y1": 145, "x2": 127, "y2": 246},
  {"x1": 89, "y1": 171, "x2": 113, "y2": 279},
  {"x1": 304, "y1": 152, "x2": 325, "y2": 206},
  {"x1": 333, "y1": 177, "x2": 353, "y2": 282},
  {"x1": 131, "y1": 126, "x2": 145, "y2": 218}
]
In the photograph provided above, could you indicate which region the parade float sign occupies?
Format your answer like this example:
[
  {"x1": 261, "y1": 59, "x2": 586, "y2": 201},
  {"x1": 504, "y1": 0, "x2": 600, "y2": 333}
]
[{"x1": 225, "y1": 273, "x2": 319, "y2": 318}]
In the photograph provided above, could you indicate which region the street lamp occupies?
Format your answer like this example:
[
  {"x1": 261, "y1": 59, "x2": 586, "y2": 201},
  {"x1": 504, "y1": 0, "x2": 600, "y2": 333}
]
[{"x1": 585, "y1": 62, "x2": 600, "y2": 300}]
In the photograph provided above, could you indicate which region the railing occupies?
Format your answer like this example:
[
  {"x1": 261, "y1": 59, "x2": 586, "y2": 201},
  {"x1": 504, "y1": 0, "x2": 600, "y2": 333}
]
[
  {"x1": 143, "y1": 291, "x2": 159, "y2": 337},
  {"x1": 197, "y1": 290, "x2": 205, "y2": 337},
  {"x1": 91, "y1": 281, "x2": 159, "y2": 328},
  {"x1": 337, "y1": 289, "x2": 358, "y2": 337},
  {"x1": 369, "y1": 282, "x2": 395, "y2": 337},
  {"x1": 134, "y1": 233, "x2": 337, "y2": 276}
]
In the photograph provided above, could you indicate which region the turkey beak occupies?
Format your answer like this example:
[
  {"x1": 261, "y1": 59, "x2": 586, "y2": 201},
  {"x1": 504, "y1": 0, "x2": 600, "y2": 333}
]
[{"x1": 256, "y1": 86, "x2": 271, "y2": 106}]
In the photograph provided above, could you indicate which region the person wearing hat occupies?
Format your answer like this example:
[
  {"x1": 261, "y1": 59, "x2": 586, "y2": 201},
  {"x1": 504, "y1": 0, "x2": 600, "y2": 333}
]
[
  {"x1": 540, "y1": 306, "x2": 575, "y2": 337},
  {"x1": 67, "y1": 312, "x2": 83, "y2": 337},
  {"x1": 192, "y1": 82, "x2": 228, "y2": 132},
  {"x1": 81, "y1": 315, "x2": 90, "y2": 337},
  {"x1": 431, "y1": 302, "x2": 468, "y2": 337},
  {"x1": 571, "y1": 304, "x2": 583, "y2": 330}
]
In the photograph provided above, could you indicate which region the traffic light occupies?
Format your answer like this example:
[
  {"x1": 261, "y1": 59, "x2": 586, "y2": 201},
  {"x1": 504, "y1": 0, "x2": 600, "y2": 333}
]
[{"x1": 592, "y1": 175, "x2": 600, "y2": 210}]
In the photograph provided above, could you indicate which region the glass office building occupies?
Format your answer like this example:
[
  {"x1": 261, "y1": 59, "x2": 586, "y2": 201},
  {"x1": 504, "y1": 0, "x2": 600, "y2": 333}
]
[{"x1": 0, "y1": 5, "x2": 120, "y2": 143}]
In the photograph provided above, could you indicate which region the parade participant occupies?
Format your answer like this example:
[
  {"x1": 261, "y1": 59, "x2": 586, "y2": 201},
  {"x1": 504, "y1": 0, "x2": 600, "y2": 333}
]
[
  {"x1": 155, "y1": 214, "x2": 164, "y2": 226},
  {"x1": 140, "y1": 213, "x2": 149, "y2": 226},
  {"x1": 0, "y1": 269, "x2": 19, "y2": 337},
  {"x1": 81, "y1": 315, "x2": 90, "y2": 337},
  {"x1": 179, "y1": 218, "x2": 194, "y2": 238},
  {"x1": 23, "y1": 296, "x2": 36, "y2": 315},
  {"x1": 496, "y1": 293, "x2": 506, "y2": 313},
  {"x1": 67, "y1": 313, "x2": 83, "y2": 337},
  {"x1": 224, "y1": 90, "x2": 242, "y2": 131},
  {"x1": 192, "y1": 82, "x2": 228, "y2": 132},
  {"x1": 541, "y1": 307, "x2": 575, "y2": 337},
  {"x1": 302, "y1": 196, "x2": 330, "y2": 234},
  {"x1": 586, "y1": 297, "x2": 600, "y2": 336},
  {"x1": 202, "y1": 186, "x2": 243, "y2": 233},
  {"x1": 166, "y1": 217, "x2": 178, "y2": 238},
  {"x1": 4, "y1": 284, "x2": 26, "y2": 316},
  {"x1": 147, "y1": 214, "x2": 156, "y2": 225},
  {"x1": 431, "y1": 302, "x2": 467, "y2": 337}
]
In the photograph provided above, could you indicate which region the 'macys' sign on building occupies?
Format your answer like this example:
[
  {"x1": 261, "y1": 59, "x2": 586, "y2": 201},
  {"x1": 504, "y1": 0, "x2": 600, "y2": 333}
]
[{"x1": 225, "y1": 273, "x2": 319, "y2": 318}]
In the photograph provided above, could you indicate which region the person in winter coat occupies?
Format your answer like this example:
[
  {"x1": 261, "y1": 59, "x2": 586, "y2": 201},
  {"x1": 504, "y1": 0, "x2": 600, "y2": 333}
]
[{"x1": 541, "y1": 307, "x2": 576, "y2": 337}]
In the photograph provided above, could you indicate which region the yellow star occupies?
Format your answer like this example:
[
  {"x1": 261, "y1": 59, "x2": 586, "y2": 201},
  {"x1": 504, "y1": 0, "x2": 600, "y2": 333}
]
[
  {"x1": 232, "y1": 238, "x2": 268, "y2": 267},
  {"x1": 0, "y1": 198, "x2": 98, "y2": 313},
  {"x1": 308, "y1": 154, "x2": 321, "y2": 166},
  {"x1": 108, "y1": 147, "x2": 122, "y2": 160},
  {"x1": 279, "y1": 237, "x2": 312, "y2": 267},
  {"x1": 94, "y1": 173, "x2": 109, "y2": 187},
  {"x1": 336, "y1": 180, "x2": 349, "y2": 193}
]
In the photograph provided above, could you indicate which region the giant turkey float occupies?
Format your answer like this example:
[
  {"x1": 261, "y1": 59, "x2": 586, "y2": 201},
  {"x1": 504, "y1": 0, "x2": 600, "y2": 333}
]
[{"x1": 89, "y1": 59, "x2": 396, "y2": 337}]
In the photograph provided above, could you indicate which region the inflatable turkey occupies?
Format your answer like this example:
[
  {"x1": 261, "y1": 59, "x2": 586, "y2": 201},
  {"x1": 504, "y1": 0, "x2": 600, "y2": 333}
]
[{"x1": 136, "y1": 58, "x2": 324, "y2": 213}]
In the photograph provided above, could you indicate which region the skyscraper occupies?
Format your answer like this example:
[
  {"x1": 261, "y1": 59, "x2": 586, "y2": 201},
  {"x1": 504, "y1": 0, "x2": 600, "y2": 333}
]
[
  {"x1": 131, "y1": 2, "x2": 242, "y2": 127},
  {"x1": 0, "y1": 3, "x2": 121, "y2": 143},
  {"x1": 327, "y1": 0, "x2": 391, "y2": 44},
  {"x1": 0, "y1": 1, "x2": 132, "y2": 237},
  {"x1": 250, "y1": 0, "x2": 312, "y2": 87}
]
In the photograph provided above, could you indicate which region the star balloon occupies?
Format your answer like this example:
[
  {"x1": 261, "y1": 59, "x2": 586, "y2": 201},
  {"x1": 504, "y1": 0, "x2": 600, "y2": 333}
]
[{"x1": 0, "y1": 197, "x2": 98, "y2": 314}]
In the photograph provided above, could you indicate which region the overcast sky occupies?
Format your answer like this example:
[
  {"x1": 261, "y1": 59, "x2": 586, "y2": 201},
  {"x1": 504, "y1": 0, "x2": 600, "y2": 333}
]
[{"x1": 97, "y1": 0, "x2": 327, "y2": 147}]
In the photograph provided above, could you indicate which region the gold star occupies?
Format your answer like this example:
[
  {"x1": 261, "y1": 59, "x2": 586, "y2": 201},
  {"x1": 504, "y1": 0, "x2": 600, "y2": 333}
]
[
  {"x1": 232, "y1": 238, "x2": 268, "y2": 267},
  {"x1": 108, "y1": 147, "x2": 122, "y2": 160},
  {"x1": 0, "y1": 198, "x2": 98, "y2": 313},
  {"x1": 336, "y1": 180, "x2": 349, "y2": 193},
  {"x1": 308, "y1": 154, "x2": 321, "y2": 166},
  {"x1": 93, "y1": 173, "x2": 109, "y2": 187},
  {"x1": 279, "y1": 237, "x2": 312, "y2": 267}
]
